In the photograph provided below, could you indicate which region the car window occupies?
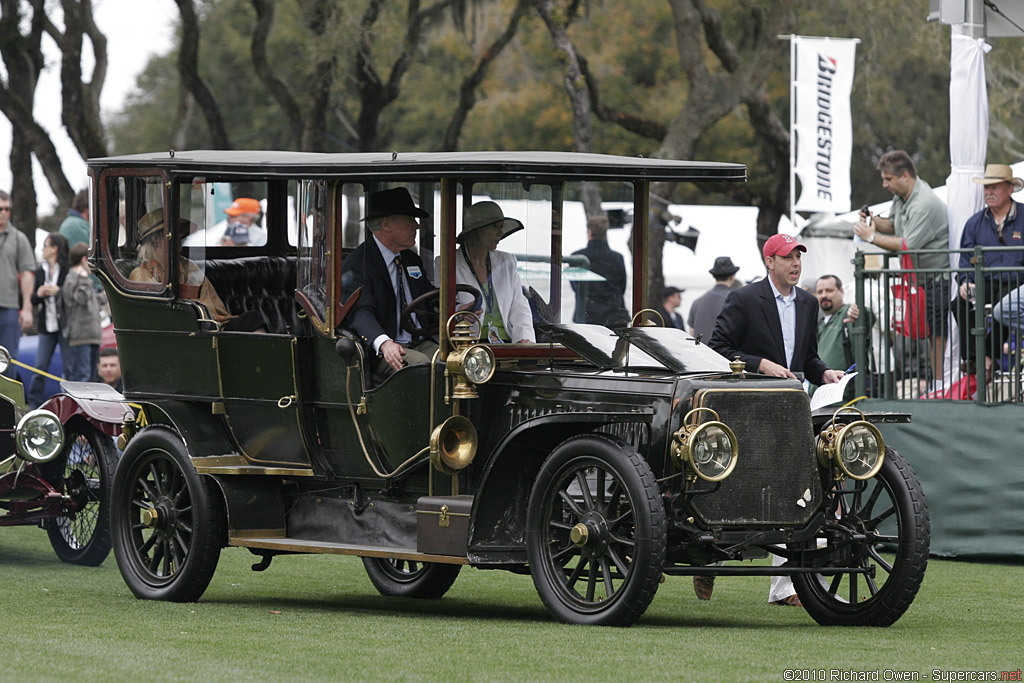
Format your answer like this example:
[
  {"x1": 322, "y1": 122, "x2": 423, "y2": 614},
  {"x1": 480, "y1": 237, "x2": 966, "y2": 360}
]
[
  {"x1": 297, "y1": 179, "x2": 333, "y2": 326},
  {"x1": 102, "y1": 172, "x2": 169, "y2": 294},
  {"x1": 180, "y1": 181, "x2": 269, "y2": 250}
]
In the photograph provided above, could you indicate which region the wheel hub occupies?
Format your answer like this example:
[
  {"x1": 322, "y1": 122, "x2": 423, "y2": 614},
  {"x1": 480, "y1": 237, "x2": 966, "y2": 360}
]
[{"x1": 574, "y1": 512, "x2": 609, "y2": 555}]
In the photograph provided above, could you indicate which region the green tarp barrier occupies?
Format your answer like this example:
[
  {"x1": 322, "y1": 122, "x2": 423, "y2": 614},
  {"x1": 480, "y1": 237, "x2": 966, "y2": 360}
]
[{"x1": 864, "y1": 399, "x2": 1024, "y2": 561}]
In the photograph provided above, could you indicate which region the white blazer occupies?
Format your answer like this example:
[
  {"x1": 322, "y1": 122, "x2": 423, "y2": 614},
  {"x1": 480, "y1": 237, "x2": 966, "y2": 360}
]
[{"x1": 436, "y1": 249, "x2": 536, "y2": 343}]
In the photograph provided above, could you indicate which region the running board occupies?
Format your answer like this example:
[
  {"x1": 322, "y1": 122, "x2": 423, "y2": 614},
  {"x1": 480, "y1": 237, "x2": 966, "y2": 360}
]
[{"x1": 228, "y1": 536, "x2": 469, "y2": 565}]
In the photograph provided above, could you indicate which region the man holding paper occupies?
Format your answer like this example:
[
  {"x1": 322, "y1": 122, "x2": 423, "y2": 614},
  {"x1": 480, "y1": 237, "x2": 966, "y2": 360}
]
[{"x1": 709, "y1": 233, "x2": 844, "y2": 607}]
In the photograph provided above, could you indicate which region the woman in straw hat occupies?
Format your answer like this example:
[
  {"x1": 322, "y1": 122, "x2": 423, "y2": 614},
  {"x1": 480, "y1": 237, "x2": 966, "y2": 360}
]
[
  {"x1": 130, "y1": 209, "x2": 266, "y2": 332},
  {"x1": 445, "y1": 201, "x2": 535, "y2": 343}
]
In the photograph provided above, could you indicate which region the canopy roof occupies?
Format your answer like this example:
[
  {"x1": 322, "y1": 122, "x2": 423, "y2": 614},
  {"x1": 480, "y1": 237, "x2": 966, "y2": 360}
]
[{"x1": 87, "y1": 150, "x2": 746, "y2": 183}]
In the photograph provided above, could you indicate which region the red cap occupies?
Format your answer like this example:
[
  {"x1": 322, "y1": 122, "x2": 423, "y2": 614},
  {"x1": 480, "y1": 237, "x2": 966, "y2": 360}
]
[
  {"x1": 762, "y1": 233, "x2": 807, "y2": 260},
  {"x1": 224, "y1": 197, "x2": 261, "y2": 216}
]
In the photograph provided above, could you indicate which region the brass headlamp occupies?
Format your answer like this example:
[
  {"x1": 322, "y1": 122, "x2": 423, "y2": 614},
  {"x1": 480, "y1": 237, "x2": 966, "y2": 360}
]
[
  {"x1": 672, "y1": 407, "x2": 738, "y2": 482},
  {"x1": 444, "y1": 313, "x2": 495, "y2": 400},
  {"x1": 816, "y1": 406, "x2": 885, "y2": 480}
]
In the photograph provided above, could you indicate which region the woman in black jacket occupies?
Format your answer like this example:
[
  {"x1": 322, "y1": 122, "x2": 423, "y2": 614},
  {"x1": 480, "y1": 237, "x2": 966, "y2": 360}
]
[{"x1": 28, "y1": 233, "x2": 69, "y2": 408}]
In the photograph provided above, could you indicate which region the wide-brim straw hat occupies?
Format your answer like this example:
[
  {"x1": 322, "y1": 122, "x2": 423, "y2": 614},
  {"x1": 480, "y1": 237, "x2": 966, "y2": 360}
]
[
  {"x1": 457, "y1": 201, "x2": 524, "y2": 243},
  {"x1": 138, "y1": 209, "x2": 166, "y2": 242},
  {"x1": 972, "y1": 164, "x2": 1024, "y2": 192}
]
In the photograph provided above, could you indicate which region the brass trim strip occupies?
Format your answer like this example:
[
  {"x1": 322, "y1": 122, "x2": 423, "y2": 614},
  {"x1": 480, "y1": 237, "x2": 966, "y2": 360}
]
[
  {"x1": 228, "y1": 529, "x2": 287, "y2": 539},
  {"x1": 228, "y1": 536, "x2": 469, "y2": 565},
  {"x1": 193, "y1": 465, "x2": 314, "y2": 476},
  {"x1": 416, "y1": 510, "x2": 470, "y2": 518}
]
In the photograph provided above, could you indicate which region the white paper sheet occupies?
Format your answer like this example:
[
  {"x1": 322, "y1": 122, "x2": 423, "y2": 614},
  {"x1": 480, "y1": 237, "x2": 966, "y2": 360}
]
[{"x1": 810, "y1": 372, "x2": 857, "y2": 411}]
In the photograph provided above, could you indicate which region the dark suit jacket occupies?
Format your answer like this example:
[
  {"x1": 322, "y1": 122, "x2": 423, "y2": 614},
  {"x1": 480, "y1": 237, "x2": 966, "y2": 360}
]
[
  {"x1": 709, "y1": 278, "x2": 829, "y2": 386},
  {"x1": 340, "y1": 236, "x2": 434, "y2": 348}
]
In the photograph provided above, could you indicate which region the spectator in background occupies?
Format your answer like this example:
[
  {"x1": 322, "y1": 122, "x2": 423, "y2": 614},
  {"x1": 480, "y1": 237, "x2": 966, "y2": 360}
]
[
  {"x1": 812, "y1": 274, "x2": 864, "y2": 395},
  {"x1": 28, "y1": 234, "x2": 70, "y2": 407},
  {"x1": 0, "y1": 190, "x2": 36, "y2": 378},
  {"x1": 222, "y1": 198, "x2": 264, "y2": 246},
  {"x1": 571, "y1": 214, "x2": 628, "y2": 326},
  {"x1": 97, "y1": 347, "x2": 122, "y2": 392},
  {"x1": 953, "y1": 164, "x2": 1024, "y2": 376},
  {"x1": 660, "y1": 286, "x2": 685, "y2": 329},
  {"x1": 688, "y1": 256, "x2": 739, "y2": 341},
  {"x1": 62, "y1": 243, "x2": 101, "y2": 382},
  {"x1": 59, "y1": 189, "x2": 90, "y2": 248},
  {"x1": 854, "y1": 150, "x2": 949, "y2": 387}
]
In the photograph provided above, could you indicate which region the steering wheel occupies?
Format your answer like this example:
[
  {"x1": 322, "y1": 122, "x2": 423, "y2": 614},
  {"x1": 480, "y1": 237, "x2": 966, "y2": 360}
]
[{"x1": 400, "y1": 284, "x2": 482, "y2": 336}]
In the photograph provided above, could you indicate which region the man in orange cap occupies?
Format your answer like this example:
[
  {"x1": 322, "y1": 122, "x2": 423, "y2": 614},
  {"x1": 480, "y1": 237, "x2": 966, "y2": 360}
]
[{"x1": 221, "y1": 197, "x2": 262, "y2": 246}]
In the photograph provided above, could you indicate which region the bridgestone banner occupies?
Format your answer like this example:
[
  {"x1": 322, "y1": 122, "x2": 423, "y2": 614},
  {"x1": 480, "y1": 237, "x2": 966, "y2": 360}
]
[{"x1": 792, "y1": 36, "x2": 857, "y2": 214}]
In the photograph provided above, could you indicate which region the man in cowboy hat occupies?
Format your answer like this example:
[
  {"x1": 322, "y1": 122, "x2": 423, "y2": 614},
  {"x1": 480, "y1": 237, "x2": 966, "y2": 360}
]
[
  {"x1": 854, "y1": 150, "x2": 949, "y2": 386},
  {"x1": 687, "y1": 255, "x2": 739, "y2": 340},
  {"x1": 341, "y1": 187, "x2": 436, "y2": 375},
  {"x1": 953, "y1": 163, "x2": 1024, "y2": 373}
]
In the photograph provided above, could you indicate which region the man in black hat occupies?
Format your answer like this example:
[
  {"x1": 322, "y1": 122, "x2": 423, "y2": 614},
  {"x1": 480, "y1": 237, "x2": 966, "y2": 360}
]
[
  {"x1": 687, "y1": 256, "x2": 739, "y2": 340},
  {"x1": 341, "y1": 188, "x2": 436, "y2": 375}
]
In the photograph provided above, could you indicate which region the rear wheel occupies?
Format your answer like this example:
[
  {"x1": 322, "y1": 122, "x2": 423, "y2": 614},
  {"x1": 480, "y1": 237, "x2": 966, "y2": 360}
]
[
  {"x1": 793, "y1": 447, "x2": 929, "y2": 626},
  {"x1": 44, "y1": 420, "x2": 116, "y2": 566},
  {"x1": 362, "y1": 557, "x2": 461, "y2": 598},
  {"x1": 526, "y1": 434, "x2": 666, "y2": 626},
  {"x1": 111, "y1": 427, "x2": 225, "y2": 602}
]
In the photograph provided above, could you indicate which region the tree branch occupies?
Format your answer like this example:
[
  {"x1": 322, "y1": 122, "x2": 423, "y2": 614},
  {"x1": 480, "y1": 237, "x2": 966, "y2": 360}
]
[
  {"x1": 440, "y1": 0, "x2": 530, "y2": 151},
  {"x1": 250, "y1": 0, "x2": 303, "y2": 148},
  {"x1": 174, "y1": 0, "x2": 232, "y2": 149}
]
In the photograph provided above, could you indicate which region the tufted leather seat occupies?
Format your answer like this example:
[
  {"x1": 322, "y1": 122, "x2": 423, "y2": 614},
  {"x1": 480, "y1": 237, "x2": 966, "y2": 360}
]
[{"x1": 199, "y1": 256, "x2": 298, "y2": 334}]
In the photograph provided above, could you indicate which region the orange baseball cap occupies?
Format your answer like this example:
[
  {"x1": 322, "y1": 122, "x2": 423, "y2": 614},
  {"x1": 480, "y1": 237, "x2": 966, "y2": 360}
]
[{"x1": 224, "y1": 198, "x2": 261, "y2": 216}]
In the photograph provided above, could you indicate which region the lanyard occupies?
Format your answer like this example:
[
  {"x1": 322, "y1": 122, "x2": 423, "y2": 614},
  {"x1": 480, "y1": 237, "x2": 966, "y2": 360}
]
[{"x1": 461, "y1": 245, "x2": 494, "y2": 313}]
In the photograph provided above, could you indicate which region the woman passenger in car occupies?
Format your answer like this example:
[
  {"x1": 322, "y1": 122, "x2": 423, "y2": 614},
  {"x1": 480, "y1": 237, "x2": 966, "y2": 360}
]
[
  {"x1": 448, "y1": 201, "x2": 535, "y2": 343},
  {"x1": 130, "y1": 209, "x2": 266, "y2": 332}
]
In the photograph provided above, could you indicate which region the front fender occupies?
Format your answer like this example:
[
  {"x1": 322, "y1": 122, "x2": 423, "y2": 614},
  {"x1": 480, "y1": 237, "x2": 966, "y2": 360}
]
[
  {"x1": 43, "y1": 382, "x2": 132, "y2": 437},
  {"x1": 468, "y1": 412, "x2": 652, "y2": 565}
]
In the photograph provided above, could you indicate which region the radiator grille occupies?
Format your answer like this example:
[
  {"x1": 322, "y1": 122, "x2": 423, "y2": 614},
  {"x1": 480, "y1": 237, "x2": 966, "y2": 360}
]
[{"x1": 689, "y1": 389, "x2": 821, "y2": 526}]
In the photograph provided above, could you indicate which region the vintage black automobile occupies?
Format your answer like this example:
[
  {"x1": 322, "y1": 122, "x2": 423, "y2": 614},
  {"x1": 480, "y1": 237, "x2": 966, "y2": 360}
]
[
  {"x1": 0, "y1": 353, "x2": 121, "y2": 565},
  {"x1": 87, "y1": 150, "x2": 928, "y2": 626}
]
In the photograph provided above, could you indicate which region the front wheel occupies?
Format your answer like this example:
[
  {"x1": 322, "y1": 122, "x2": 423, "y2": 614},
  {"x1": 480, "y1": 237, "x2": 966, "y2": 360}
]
[
  {"x1": 44, "y1": 419, "x2": 117, "y2": 566},
  {"x1": 793, "y1": 447, "x2": 929, "y2": 626},
  {"x1": 362, "y1": 557, "x2": 461, "y2": 598},
  {"x1": 526, "y1": 434, "x2": 666, "y2": 626},
  {"x1": 111, "y1": 427, "x2": 225, "y2": 602}
]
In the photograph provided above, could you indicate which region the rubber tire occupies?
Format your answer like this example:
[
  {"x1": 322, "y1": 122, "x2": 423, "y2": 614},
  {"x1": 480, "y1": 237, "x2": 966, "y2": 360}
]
[
  {"x1": 526, "y1": 434, "x2": 666, "y2": 626},
  {"x1": 111, "y1": 427, "x2": 225, "y2": 602},
  {"x1": 44, "y1": 419, "x2": 116, "y2": 566},
  {"x1": 362, "y1": 557, "x2": 461, "y2": 599},
  {"x1": 793, "y1": 447, "x2": 929, "y2": 626}
]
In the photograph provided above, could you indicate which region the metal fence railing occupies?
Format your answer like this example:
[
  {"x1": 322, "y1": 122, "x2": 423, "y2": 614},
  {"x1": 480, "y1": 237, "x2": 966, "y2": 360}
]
[{"x1": 852, "y1": 245, "x2": 1024, "y2": 404}]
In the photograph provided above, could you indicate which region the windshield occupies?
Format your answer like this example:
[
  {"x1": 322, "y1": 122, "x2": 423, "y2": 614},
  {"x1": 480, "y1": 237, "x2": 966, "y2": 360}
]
[
  {"x1": 614, "y1": 327, "x2": 732, "y2": 373},
  {"x1": 538, "y1": 323, "x2": 667, "y2": 370}
]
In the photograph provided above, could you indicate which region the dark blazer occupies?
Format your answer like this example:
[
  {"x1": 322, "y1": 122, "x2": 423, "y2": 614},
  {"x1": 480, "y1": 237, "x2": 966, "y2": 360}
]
[
  {"x1": 660, "y1": 307, "x2": 685, "y2": 330},
  {"x1": 340, "y1": 235, "x2": 434, "y2": 347},
  {"x1": 30, "y1": 263, "x2": 68, "y2": 334},
  {"x1": 709, "y1": 278, "x2": 829, "y2": 386}
]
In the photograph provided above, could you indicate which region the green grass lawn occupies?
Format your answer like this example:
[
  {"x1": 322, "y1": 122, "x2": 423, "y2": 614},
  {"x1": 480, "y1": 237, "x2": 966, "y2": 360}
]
[{"x1": 1, "y1": 525, "x2": 1020, "y2": 682}]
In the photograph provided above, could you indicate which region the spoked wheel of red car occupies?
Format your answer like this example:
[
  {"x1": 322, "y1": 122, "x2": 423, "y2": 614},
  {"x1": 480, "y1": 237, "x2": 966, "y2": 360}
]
[
  {"x1": 526, "y1": 434, "x2": 666, "y2": 626},
  {"x1": 792, "y1": 447, "x2": 929, "y2": 626},
  {"x1": 362, "y1": 557, "x2": 462, "y2": 599},
  {"x1": 43, "y1": 419, "x2": 117, "y2": 566},
  {"x1": 111, "y1": 427, "x2": 225, "y2": 602}
]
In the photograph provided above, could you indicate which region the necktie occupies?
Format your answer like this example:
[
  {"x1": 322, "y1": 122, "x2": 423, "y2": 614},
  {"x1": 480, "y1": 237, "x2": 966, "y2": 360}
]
[{"x1": 394, "y1": 254, "x2": 407, "y2": 311}]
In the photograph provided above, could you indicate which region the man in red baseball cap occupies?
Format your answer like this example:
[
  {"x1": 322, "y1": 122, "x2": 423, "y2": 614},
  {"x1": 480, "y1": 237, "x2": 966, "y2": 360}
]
[{"x1": 709, "y1": 232, "x2": 845, "y2": 607}]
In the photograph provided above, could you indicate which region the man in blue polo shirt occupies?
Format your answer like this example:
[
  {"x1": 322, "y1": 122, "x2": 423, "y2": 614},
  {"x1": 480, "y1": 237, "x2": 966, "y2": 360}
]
[{"x1": 953, "y1": 164, "x2": 1024, "y2": 375}]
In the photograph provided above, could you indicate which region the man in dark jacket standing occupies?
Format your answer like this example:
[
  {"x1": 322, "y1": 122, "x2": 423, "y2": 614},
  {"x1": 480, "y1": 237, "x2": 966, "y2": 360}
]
[
  {"x1": 709, "y1": 233, "x2": 845, "y2": 606},
  {"x1": 687, "y1": 256, "x2": 739, "y2": 340},
  {"x1": 571, "y1": 215, "x2": 628, "y2": 326}
]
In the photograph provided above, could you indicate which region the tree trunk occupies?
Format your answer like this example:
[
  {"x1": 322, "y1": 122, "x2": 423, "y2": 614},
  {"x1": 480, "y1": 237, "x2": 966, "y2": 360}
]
[
  {"x1": 59, "y1": 0, "x2": 108, "y2": 160},
  {"x1": 533, "y1": 0, "x2": 602, "y2": 217},
  {"x1": 440, "y1": 0, "x2": 530, "y2": 152},
  {"x1": 174, "y1": 0, "x2": 232, "y2": 149},
  {"x1": 300, "y1": 0, "x2": 337, "y2": 152},
  {"x1": 250, "y1": 0, "x2": 303, "y2": 149}
]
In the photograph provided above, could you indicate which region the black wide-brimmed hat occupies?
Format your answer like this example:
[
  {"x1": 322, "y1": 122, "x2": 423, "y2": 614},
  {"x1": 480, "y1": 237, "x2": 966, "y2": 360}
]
[
  {"x1": 362, "y1": 187, "x2": 429, "y2": 221},
  {"x1": 709, "y1": 256, "x2": 740, "y2": 277}
]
